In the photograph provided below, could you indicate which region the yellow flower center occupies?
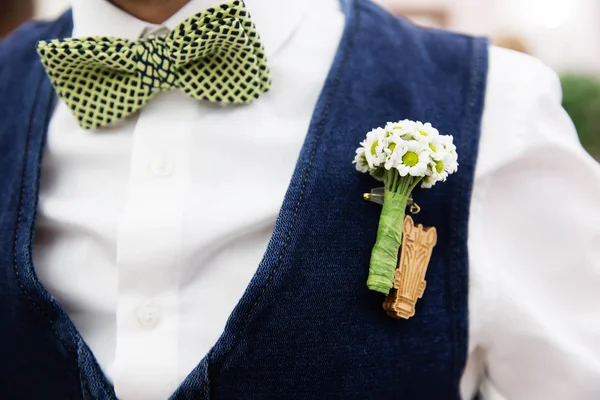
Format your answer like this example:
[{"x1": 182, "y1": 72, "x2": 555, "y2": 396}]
[
  {"x1": 389, "y1": 143, "x2": 396, "y2": 152},
  {"x1": 435, "y1": 160, "x2": 444, "y2": 173},
  {"x1": 370, "y1": 140, "x2": 379, "y2": 155},
  {"x1": 402, "y1": 151, "x2": 419, "y2": 167},
  {"x1": 419, "y1": 130, "x2": 428, "y2": 136},
  {"x1": 429, "y1": 143, "x2": 437, "y2": 152}
]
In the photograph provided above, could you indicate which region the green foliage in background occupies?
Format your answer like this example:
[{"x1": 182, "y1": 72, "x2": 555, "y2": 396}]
[{"x1": 560, "y1": 74, "x2": 600, "y2": 158}]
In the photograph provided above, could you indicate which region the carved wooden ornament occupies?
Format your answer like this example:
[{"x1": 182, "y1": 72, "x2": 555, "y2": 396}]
[{"x1": 383, "y1": 215, "x2": 437, "y2": 319}]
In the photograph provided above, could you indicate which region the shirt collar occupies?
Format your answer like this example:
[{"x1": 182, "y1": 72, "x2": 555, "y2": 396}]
[{"x1": 71, "y1": 0, "x2": 305, "y2": 58}]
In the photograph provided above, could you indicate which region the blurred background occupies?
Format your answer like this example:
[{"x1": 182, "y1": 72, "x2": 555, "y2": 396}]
[{"x1": 1, "y1": 0, "x2": 599, "y2": 159}]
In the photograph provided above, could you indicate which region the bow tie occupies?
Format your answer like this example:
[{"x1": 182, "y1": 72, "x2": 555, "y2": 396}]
[{"x1": 37, "y1": 0, "x2": 271, "y2": 130}]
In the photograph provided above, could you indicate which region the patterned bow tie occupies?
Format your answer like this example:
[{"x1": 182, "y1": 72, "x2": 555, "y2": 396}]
[{"x1": 37, "y1": 0, "x2": 271, "y2": 130}]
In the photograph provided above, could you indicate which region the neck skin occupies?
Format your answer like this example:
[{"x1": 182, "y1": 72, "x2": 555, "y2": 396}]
[{"x1": 109, "y1": 0, "x2": 192, "y2": 24}]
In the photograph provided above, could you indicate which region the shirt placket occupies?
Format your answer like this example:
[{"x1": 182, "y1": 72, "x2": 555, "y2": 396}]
[{"x1": 112, "y1": 26, "x2": 194, "y2": 395}]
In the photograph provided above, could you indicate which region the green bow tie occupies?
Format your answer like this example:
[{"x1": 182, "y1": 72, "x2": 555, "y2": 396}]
[{"x1": 37, "y1": 0, "x2": 271, "y2": 130}]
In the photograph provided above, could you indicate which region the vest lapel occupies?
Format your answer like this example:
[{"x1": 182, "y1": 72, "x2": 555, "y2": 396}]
[{"x1": 0, "y1": 11, "x2": 118, "y2": 400}]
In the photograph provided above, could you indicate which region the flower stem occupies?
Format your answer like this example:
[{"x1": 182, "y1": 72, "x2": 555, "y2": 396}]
[{"x1": 367, "y1": 172, "x2": 411, "y2": 294}]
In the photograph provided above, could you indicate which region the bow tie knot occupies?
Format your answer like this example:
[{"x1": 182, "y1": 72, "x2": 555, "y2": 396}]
[
  {"x1": 135, "y1": 37, "x2": 177, "y2": 90},
  {"x1": 37, "y1": 0, "x2": 271, "y2": 130}
]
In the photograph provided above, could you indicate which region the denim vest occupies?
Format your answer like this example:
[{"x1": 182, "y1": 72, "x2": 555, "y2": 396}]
[{"x1": 0, "y1": 0, "x2": 488, "y2": 398}]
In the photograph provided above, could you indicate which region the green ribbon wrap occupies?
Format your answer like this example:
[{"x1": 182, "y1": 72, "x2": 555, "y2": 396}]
[{"x1": 366, "y1": 189, "x2": 409, "y2": 294}]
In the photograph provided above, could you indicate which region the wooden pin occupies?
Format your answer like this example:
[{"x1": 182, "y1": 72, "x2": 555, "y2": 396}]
[{"x1": 383, "y1": 215, "x2": 437, "y2": 319}]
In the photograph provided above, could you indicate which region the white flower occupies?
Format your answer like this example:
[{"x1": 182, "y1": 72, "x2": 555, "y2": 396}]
[
  {"x1": 395, "y1": 140, "x2": 431, "y2": 177},
  {"x1": 385, "y1": 119, "x2": 417, "y2": 138},
  {"x1": 421, "y1": 174, "x2": 438, "y2": 189},
  {"x1": 362, "y1": 127, "x2": 387, "y2": 169},
  {"x1": 384, "y1": 121, "x2": 398, "y2": 135},
  {"x1": 415, "y1": 121, "x2": 440, "y2": 142},
  {"x1": 439, "y1": 135, "x2": 458, "y2": 173},
  {"x1": 383, "y1": 133, "x2": 408, "y2": 170},
  {"x1": 353, "y1": 147, "x2": 369, "y2": 173},
  {"x1": 386, "y1": 120, "x2": 420, "y2": 141},
  {"x1": 425, "y1": 136, "x2": 458, "y2": 183},
  {"x1": 428, "y1": 155, "x2": 451, "y2": 182},
  {"x1": 412, "y1": 121, "x2": 440, "y2": 144},
  {"x1": 426, "y1": 135, "x2": 447, "y2": 161}
]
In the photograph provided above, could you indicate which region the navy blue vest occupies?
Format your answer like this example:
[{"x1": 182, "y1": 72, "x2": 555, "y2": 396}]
[{"x1": 0, "y1": 1, "x2": 488, "y2": 398}]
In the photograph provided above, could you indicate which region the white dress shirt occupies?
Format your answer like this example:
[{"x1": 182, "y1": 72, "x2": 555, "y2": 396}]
[{"x1": 32, "y1": 0, "x2": 600, "y2": 399}]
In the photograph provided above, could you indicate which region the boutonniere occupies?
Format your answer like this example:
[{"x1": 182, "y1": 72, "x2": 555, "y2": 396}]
[{"x1": 353, "y1": 120, "x2": 458, "y2": 318}]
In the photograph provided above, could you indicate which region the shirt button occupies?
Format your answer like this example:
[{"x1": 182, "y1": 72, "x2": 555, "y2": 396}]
[
  {"x1": 136, "y1": 305, "x2": 160, "y2": 329},
  {"x1": 150, "y1": 156, "x2": 174, "y2": 178}
]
